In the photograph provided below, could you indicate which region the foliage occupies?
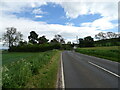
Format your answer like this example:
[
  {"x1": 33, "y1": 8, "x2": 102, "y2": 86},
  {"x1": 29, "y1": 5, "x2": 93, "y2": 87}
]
[
  {"x1": 94, "y1": 38, "x2": 120, "y2": 47},
  {"x1": 9, "y1": 43, "x2": 61, "y2": 52},
  {"x1": 95, "y1": 32, "x2": 120, "y2": 40},
  {"x1": 61, "y1": 44, "x2": 73, "y2": 50},
  {"x1": 2, "y1": 27, "x2": 23, "y2": 48},
  {"x1": 50, "y1": 39, "x2": 59, "y2": 44},
  {"x1": 76, "y1": 46, "x2": 120, "y2": 62},
  {"x1": 18, "y1": 41, "x2": 27, "y2": 46},
  {"x1": 38, "y1": 36, "x2": 48, "y2": 44},
  {"x1": 51, "y1": 34, "x2": 65, "y2": 44},
  {"x1": 78, "y1": 36, "x2": 94, "y2": 47},
  {"x1": 28, "y1": 31, "x2": 38, "y2": 44},
  {"x1": 67, "y1": 41, "x2": 71, "y2": 44},
  {"x1": 2, "y1": 50, "x2": 60, "y2": 88}
]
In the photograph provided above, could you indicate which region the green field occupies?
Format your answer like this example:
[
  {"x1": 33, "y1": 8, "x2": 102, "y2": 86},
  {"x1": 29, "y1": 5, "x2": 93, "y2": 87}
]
[
  {"x1": 75, "y1": 46, "x2": 120, "y2": 62},
  {"x1": 2, "y1": 50, "x2": 60, "y2": 88}
]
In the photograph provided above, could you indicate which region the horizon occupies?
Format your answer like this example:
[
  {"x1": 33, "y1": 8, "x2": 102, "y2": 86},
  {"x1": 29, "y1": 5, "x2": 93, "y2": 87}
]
[{"x1": 0, "y1": 0, "x2": 118, "y2": 49}]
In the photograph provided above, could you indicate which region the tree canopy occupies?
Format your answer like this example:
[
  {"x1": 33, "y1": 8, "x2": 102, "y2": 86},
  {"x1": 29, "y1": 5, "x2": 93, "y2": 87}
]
[
  {"x1": 2, "y1": 27, "x2": 23, "y2": 48},
  {"x1": 28, "y1": 31, "x2": 38, "y2": 44},
  {"x1": 38, "y1": 36, "x2": 49, "y2": 44},
  {"x1": 95, "y1": 32, "x2": 120, "y2": 40},
  {"x1": 78, "y1": 36, "x2": 94, "y2": 47},
  {"x1": 53, "y1": 34, "x2": 65, "y2": 44}
]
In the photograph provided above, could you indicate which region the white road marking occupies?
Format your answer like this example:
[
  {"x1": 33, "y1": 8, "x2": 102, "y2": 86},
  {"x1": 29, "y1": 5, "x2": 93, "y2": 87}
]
[
  {"x1": 61, "y1": 53, "x2": 65, "y2": 88},
  {"x1": 88, "y1": 61, "x2": 120, "y2": 78}
]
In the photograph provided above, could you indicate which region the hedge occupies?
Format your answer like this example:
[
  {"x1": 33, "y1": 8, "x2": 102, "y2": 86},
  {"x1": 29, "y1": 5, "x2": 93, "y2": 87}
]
[{"x1": 8, "y1": 44, "x2": 61, "y2": 52}]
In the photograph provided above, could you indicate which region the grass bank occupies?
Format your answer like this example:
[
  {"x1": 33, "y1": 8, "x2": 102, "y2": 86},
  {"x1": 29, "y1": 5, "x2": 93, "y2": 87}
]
[
  {"x1": 75, "y1": 46, "x2": 120, "y2": 62},
  {"x1": 2, "y1": 50, "x2": 61, "y2": 88}
]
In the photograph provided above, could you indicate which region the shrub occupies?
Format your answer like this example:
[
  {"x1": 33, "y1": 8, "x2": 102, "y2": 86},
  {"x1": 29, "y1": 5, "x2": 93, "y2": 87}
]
[{"x1": 9, "y1": 44, "x2": 61, "y2": 52}]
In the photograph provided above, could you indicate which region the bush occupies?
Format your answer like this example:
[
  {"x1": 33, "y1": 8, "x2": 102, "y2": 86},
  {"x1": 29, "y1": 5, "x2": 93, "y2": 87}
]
[
  {"x1": 9, "y1": 44, "x2": 61, "y2": 52},
  {"x1": 94, "y1": 38, "x2": 120, "y2": 47}
]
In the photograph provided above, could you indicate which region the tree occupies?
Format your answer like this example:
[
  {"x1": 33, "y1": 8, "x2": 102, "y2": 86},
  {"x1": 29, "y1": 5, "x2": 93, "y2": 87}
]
[
  {"x1": 18, "y1": 40, "x2": 27, "y2": 46},
  {"x1": 95, "y1": 32, "x2": 120, "y2": 40},
  {"x1": 84, "y1": 36, "x2": 94, "y2": 47},
  {"x1": 60, "y1": 38, "x2": 65, "y2": 44},
  {"x1": 106, "y1": 32, "x2": 120, "y2": 39},
  {"x1": 28, "y1": 31, "x2": 38, "y2": 44},
  {"x1": 38, "y1": 36, "x2": 49, "y2": 44},
  {"x1": 78, "y1": 36, "x2": 94, "y2": 47},
  {"x1": 95, "y1": 32, "x2": 107, "y2": 40},
  {"x1": 78, "y1": 38, "x2": 84, "y2": 47},
  {"x1": 67, "y1": 41, "x2": 71, "y2": 45},
  {"x1": 2, "y1": 27, "x2": 23, "y2": 48},
  {"x1": 50, "y1": 39, "x2": 59, "y2": 44},
  {"x1": 54, "y1": 34, "x2": 65, "y2": 44},
  {"x1": 84, "y1": 36, "x2": 94, "y2": 42}
]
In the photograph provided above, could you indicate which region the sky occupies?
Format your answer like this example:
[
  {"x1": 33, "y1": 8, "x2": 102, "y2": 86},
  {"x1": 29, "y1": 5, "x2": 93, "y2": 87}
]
[{"x1": 0, "y1": 0, "x2": 119, "y2": 48}]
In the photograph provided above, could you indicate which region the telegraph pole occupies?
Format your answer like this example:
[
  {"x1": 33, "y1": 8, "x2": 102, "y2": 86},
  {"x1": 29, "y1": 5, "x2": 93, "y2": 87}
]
[{"x1": 76, "y1": 36, "x2": 79, "y2": 44}]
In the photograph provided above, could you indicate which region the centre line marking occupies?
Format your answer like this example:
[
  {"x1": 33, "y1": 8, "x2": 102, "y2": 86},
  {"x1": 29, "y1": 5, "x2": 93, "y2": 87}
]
[{"x1": 88, "y1": 61, "x2": 120, "y2": 78}]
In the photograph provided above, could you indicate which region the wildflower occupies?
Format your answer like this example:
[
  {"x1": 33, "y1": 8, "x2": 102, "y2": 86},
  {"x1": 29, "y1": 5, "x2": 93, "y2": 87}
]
[{"x1": 3, "y1": 66, "x2": 9, "y2": 72}]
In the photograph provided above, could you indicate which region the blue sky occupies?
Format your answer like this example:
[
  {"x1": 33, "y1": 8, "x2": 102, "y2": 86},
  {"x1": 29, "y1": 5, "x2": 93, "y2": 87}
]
[
  {"x1": 0, "y1": 0, "x2": 118, "y2": 48},
  {"x1": 12, "y1": 3, "x2": 108, "y2": 27}
]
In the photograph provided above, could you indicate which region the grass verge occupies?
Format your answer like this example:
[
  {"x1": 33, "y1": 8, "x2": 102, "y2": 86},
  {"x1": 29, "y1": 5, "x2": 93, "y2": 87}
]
[
  {"x1": 75, "y1": 46, "x2": 120, "y2": 62},
  {"x1": 2, "y1": 50, "x2": 61, "y2": 88}
]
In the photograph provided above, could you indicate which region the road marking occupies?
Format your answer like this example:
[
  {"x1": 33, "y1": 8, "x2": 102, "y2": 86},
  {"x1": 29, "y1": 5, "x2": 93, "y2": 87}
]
[
  {"x1": 88, "y1": 61, "x2": 120, "y2": 78},
  {"x1": 61, "y1": 53, "x2": 65, "y2": 88}
]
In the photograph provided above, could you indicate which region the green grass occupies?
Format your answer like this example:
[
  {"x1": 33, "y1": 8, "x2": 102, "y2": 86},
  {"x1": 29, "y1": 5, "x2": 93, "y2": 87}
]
[
  {"x1": 75, "y1": 46, "x2": 120, "y2": 62},
  {"x1": 2, "y1": 50, "x2": 61, "y2": 88},
  {"x1": 2, "y1": 52, "x2": 39, "y2": 65}
]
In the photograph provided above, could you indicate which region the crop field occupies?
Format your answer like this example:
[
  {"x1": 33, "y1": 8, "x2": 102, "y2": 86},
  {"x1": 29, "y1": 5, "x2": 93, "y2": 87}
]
[
  {"x1": 2, "y1": 50, "x2": 60, "y2": 88},
  {"x1": 76, "y1": 46, "x2": 120, "y2": 62}
]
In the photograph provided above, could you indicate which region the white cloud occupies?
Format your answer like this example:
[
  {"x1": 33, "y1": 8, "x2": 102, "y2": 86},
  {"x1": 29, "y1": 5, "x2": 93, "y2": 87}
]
[
  {"x1": 81, "y1": 17, "x2": 118, "y2": 30},
  {"x1": 0, "y1": 14, "x2": 101, "y2": 44},
  {"x1": 1, "y1": 0, "x2": 118, "y2": 20},
  {"x1": 0, "y1": 0, "x2": 47, "y2": 14},
  {"x1": 35, "y1": 15, "x2": 43, "y2": 18},
  {"x1": 59, "y1": 2, "x2": 118, "y2": 20},
  {"x1": 33, "y1": 9, "x2": 43, "y2": 14},
  {"x1": 32, "y1": 8, "x2": 47, "y2": 14},
  {"x1": 55, "y1": 0, "x2": 118, "y2": 33},
  {"x1": 0, "y1": 0, "x2": 118, "y2": 46}
]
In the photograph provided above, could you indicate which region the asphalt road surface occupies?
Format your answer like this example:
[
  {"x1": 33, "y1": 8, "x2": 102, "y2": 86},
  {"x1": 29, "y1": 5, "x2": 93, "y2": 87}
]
[{"x1": 62, "y1": 51, "x2": 119, "y2": 88}]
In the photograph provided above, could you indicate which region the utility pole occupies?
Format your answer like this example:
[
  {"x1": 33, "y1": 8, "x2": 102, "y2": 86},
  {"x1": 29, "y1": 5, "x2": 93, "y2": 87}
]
[{"x1": 76, "y1": 36, "x2": 79, "y2": 44}]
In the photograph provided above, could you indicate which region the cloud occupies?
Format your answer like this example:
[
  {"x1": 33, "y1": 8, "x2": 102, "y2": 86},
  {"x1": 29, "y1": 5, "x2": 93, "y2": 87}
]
[
  {"x1": 55, "y1": 0, "x2": 118, "y2": 33},
  {"x1": 0, "y1": 0, "x2": 47, "y2": 14},
  {"x1": 1, "y1": 0, "x2": 118, "y2": 20},
  {"x1": 0, "y1": 14, "x2": 101, "y2": 44},
  {"x1": 81, "y1": 17, "x2": 118, "y2": 30},
  {"x1": 59, "y1": 2, "x2": 118, "y2": 20},
  {"x1": 35, "y1": 15, "x2": 43, "y2": 18},
  {"x1": 0, "y1": 0, "x2": 118, "y2": 45},
  {"x1": 32, "y1": 8, "x2": 47, "y2": 14}
]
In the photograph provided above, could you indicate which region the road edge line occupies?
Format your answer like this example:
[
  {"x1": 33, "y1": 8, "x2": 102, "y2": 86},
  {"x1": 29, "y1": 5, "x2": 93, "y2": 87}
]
[
  {"x1": 61, "y1": 52, "x2": 65, "y2": 88},
  {"x1": 88, "y1": 61, "x2": 120, "y2": 78}
]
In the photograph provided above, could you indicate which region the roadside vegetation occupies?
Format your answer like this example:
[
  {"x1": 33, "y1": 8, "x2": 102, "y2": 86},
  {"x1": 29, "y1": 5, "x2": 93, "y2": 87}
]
[
  {"x1": 75, "y1": 46, "x2": 120, "y2": 62},
  {"x1": 2, "y1": 50, "x2": 60, "y2": 88},
  {"x1": 1, "y1": 27, "x2": 120, "y2": 88}
]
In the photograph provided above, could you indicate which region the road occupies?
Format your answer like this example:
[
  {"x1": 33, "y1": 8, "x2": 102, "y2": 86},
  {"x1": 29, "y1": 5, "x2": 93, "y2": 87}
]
[{"x1": 62, "y1": 51, "x2": 119, "y2": 88}]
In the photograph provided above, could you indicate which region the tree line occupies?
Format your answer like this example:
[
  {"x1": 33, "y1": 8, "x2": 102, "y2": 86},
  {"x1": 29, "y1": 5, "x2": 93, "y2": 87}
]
[
  {"x1": 2, "y1": 27, "x2": 73, "y2": 52},
  {"x1": 78, "y1": 32, "x2": 120, "y2": 47},
  {"x1": 1, "y1": 27, "x2": 120, "y2": 52}
]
